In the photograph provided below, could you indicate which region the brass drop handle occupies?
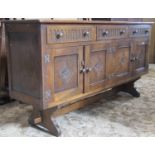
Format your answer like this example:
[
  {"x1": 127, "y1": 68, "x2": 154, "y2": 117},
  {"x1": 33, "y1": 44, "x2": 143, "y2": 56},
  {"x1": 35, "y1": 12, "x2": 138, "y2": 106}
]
[
  {"x1": 145, "y1": 30, "x2": 149, "y2": 34},
  {"x1": 120, "y1": 30, "x2": 126, "y2": 35},
  {"x1": 56, "y1": 32, "x2": 63, "y2": 39},
  {"x1": 102, "y1": 31, "x2": 109, "y2": 36},
  {"x1": 133, "y1": 30, "x2": 138, "y2": 34},
  {"x1": 86, "y1": 67, "x2": 92, "y2": 73},
  {"x1": 83, "y1": 31, "x2": 90, "y2": 37}
]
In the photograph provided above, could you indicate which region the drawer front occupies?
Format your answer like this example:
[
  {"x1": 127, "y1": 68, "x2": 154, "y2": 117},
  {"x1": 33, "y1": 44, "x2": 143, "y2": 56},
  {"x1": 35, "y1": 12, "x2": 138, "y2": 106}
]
[
  {"x1": 47, "y1": 25, "x2": 96, "y2": 44},
  {"x1": 129, "y1": 25, "x2": 151, "y2": 37},
  {"x1": 97, "y1": 25, "x2": 128, "y2": 40}
]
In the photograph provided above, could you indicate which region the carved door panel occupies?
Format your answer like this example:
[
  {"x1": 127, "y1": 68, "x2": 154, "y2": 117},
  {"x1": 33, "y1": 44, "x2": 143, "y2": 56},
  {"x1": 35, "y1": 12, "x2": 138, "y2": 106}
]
[
  {"x1": 50, "y1": 46, "x2": 83, "y2": 102},
  {"x1": 84, "y1": 42, "x2": 108, "y2": 92},
  {"x1": 131, "y1": 38, "x2": 149, "y2": 74},
  {"x1": 106, "y1": 40, "x2": 130, "y2": 80}
]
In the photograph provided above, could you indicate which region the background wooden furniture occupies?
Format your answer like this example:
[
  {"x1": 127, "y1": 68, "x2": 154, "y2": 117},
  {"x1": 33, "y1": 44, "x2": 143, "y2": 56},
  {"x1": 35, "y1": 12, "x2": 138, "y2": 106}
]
[
  {"x1": 5, "y1": 20, "x2": 152, "y2": 136},
  {"x1": 0, "y1": 20, "x2": 6, "y2": 91},
  {"x1": 0, "y1": 20, "x2": 9, "y2": 104}
]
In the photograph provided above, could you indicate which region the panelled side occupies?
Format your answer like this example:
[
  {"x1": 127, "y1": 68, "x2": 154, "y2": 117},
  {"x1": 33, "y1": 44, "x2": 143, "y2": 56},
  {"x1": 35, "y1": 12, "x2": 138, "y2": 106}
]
[{"x1": 6, "y1": 23, "x2": 43, "y2": 107}]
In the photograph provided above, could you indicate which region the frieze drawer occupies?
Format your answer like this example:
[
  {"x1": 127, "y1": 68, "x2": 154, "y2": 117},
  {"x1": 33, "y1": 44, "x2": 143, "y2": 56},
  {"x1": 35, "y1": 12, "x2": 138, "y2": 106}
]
[
  {"x1": 97, "y1": 25, "x2": 129, "y2": 40},
  {"x1": 129, "y1": 25, "x2": 151, "y2": 37},
  {"x1": 47, "y1": 25, "x2": 96, "y2": 44}
]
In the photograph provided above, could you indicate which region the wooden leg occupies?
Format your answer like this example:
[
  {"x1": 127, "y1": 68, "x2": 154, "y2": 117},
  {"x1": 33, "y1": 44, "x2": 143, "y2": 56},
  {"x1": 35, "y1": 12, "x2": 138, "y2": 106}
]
[
  {"x1": 29, "y1": 105, "x2": 61, "y2": 137},
  {"x1": 28, "y1": 105, "x2": 42, "y2": 125},
  {"x1": 114, "y1": 79, "x2": 140, "y2": 97},
  {"x1": 40, "y1": 109, "x2": 61, "y2": 136}
]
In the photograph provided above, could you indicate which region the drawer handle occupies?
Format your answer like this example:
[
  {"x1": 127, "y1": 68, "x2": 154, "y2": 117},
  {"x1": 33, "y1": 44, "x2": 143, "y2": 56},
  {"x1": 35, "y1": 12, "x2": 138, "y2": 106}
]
[
  {"x1": 133, "y1": 30, "x2": 138, "y2": 34},
  {"x1": 83, "y1": 31, "x2": 90, "y2": 37},
  {"x1": 120, "y1": 30, "x2": 126, "y2": 35},
  {"x1": 145, "y1": 30, "x2": 149, "y2": 34},
  {"x1": 102, "y1": 31, "x2": 109, "y2": 36},
  {"x1": 56, "y1": 32, "x2": 63, "y2": 39}
]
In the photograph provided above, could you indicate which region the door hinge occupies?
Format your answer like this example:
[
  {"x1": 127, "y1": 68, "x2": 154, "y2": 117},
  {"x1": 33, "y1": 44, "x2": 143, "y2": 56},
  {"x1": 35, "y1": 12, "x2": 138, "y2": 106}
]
[
  {"x1": 44, "y1": 54, "x2": 50, "y2": 64},
  {"x1": 44, "y1": 89, "x2": 51, "y2": 100}
]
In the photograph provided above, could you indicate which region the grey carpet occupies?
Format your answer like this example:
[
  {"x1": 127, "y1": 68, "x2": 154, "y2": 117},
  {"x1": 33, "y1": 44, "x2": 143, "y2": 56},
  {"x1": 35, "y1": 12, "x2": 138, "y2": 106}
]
[{"x1": 0, "y1": 65, "x2": 155, "y2": 137}]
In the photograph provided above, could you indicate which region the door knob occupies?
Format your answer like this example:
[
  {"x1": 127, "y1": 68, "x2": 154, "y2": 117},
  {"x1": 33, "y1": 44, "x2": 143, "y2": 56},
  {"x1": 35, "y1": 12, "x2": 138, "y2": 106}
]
[
  {"x1": 130, "y1": 57, "x2": 136, "y2": 62},
  {"x1": 86, "y1": 67, "x2": 92, "y2": 73},
  {"x1": 80, "y1": 68, "x2": 86, "y2": 73}
]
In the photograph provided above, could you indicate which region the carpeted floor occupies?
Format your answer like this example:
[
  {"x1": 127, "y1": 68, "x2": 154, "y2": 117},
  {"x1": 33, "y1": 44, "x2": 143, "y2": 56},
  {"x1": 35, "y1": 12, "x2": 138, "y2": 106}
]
[{"x1": 0, "y1": 65, "x2": 155, "y2": 137}]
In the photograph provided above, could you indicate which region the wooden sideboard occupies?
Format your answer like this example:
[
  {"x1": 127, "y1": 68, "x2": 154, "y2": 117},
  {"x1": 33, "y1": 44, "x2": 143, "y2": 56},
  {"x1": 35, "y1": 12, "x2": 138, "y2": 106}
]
[{"x1": 5, "y1": 20, "x2": 152, "y2": 136}]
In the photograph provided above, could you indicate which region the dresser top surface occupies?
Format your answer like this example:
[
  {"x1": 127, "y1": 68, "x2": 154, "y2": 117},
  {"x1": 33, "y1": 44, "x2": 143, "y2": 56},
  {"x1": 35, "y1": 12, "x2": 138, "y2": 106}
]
[{"x1": 4, "y1": 20, "x2": 153, "y2": 25}]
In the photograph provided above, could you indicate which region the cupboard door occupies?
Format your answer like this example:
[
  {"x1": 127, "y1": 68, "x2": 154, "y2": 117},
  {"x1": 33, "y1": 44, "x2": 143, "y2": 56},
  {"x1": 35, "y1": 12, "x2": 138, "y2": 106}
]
[
  {"x1": 106, "y1": 40, "x2": 130, "y2": 80},
  {"x1": 50, "y1": 46, "x2": 83, "y2": 102},
  {"x1": 131, "y1": 38, "x2": 149, "y2": 74},
  {"x1": 85, "y1": 43, "x2": 107, "y2": 92}
]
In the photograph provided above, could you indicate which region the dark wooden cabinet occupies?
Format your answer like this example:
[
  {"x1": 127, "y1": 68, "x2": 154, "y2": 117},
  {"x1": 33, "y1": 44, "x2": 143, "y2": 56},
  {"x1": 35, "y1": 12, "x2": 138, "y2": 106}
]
[{"x1": 5, "y1": 20, "x2": 152, "y2": 136}]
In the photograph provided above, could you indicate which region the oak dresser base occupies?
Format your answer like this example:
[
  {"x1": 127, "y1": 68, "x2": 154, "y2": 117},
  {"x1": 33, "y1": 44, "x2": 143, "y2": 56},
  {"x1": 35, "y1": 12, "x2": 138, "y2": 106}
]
[{"x1": 5, "y1": 20, "x2": 151, "y2": 136}]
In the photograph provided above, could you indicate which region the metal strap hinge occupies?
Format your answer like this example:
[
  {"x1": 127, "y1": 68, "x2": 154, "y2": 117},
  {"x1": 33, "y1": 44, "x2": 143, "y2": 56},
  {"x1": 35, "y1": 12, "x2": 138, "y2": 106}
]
[
  {"x1": 44, "y1": 90, "x2": 51, "y2": 100},
  {"x1": 44, "y1": 54, "x2": 50, "y2": 63}
]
